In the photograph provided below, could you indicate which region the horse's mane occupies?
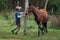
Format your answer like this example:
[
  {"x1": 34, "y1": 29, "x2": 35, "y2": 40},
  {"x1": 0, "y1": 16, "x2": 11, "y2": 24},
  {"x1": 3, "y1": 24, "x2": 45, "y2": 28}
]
[
  {"x1": 31, "y1": 5, "x2": 47, "y2": 12},
  {"x1": 33, "y1": 5, "x2": 47, "y2": 14},
  {"x1": 32, "y1": 5, "x2": 38, "y2": 11}
]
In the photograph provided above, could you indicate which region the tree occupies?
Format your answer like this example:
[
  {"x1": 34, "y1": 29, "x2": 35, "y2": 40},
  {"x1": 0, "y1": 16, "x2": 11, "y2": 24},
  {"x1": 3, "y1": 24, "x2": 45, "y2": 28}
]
[
  {"x1": 23, "y1": 0, "x2": 29, "y2": 35},
  {"x1": 44, "y1": 0, "x2": 48, "y2": 9},
  {"x1": 47, "y1": 0, "x2": 59, "y2": 15}
]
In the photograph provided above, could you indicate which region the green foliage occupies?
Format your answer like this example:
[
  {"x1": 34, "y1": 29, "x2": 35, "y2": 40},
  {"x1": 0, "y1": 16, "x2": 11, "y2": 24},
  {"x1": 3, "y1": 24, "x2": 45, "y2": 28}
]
[
  {"x1": 47, "y1": 0, "x2": 59, "y2": 11},
  {"x1": 47, "y1": 0, "x2": 60, "y2": 15},
  {"x1": 0, "y1": 0, "x2": 60, "y2": 16},
  {"x1": 0, "y1": 0, "x2": 7, "y2": 10},
  {"x1": 0, "y1": 16, "x2": 60, "y2": 40}
]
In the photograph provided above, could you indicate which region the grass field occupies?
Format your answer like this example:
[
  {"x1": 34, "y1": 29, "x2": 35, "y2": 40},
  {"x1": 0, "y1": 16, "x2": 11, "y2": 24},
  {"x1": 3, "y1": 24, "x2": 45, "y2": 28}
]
[{"x1": 0, "y1": 16, "x2": 60, "y2": 40}]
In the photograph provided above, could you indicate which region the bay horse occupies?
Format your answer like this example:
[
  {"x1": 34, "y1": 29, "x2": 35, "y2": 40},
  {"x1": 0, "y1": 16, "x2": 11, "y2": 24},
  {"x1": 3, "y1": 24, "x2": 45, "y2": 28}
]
[{"x1": 25, "y1": 3, "x2": 48, "y2": 37}]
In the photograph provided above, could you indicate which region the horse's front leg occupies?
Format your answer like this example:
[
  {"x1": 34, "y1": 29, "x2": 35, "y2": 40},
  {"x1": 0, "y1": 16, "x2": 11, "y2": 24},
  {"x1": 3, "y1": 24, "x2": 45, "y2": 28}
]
[
  {"x1": 40, "y1": 24, "x2": 44, "y2": 35},
  {"x1": 39, "y1": 22, "x2": 44, "y2": 35},
  {"x1": 38, "y1": 24, "x2": 44, "y2": 38}
]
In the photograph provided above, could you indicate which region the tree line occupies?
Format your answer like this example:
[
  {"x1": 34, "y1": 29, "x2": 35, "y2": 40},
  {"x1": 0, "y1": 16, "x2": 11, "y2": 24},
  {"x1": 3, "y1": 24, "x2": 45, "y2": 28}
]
[{"x1": 0, "y1": 0, "x2": 60, "y2": 15}]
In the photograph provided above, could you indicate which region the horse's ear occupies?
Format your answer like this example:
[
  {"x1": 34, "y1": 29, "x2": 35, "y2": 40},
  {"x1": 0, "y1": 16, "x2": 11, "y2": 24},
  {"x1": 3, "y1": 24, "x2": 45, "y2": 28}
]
[{"x1": 29, "y1": 2, "x2": 32, "y2": 6}]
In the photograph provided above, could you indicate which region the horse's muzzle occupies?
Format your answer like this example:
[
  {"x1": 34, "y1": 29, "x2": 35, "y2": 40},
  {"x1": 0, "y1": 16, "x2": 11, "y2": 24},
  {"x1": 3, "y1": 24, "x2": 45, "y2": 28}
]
[{"x1": 25, "y1": 12, "x2": 28, "y2": 15}]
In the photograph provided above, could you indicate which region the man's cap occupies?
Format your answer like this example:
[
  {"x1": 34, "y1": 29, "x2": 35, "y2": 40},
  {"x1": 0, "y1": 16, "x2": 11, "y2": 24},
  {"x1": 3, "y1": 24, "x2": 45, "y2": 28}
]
[{"x1": 16, "y1": 6, "x2": 22, "y2": 10}]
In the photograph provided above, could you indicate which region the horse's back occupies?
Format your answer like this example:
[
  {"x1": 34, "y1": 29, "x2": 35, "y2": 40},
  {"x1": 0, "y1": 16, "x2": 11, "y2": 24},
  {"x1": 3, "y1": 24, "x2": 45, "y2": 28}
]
[{"x1": 39, "y1": 9, "x2": 48, "y2": 15}]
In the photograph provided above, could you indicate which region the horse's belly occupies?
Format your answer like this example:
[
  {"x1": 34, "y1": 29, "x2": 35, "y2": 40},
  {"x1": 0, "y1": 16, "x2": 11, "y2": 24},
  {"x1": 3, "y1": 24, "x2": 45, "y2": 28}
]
[{"x1": 39, "y1": 15, "x2": 48, "y2": 23}]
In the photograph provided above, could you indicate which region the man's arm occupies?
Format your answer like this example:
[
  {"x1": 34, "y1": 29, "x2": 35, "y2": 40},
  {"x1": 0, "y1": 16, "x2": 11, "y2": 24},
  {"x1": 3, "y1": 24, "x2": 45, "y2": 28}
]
[{"x1": 17, "y1": 15, "x2": 23, "y2": 18}]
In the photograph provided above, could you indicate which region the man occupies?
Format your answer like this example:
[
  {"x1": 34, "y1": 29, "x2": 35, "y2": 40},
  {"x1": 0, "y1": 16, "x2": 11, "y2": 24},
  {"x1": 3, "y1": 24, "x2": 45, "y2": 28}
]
[{"x1": 11, "y1": 6, "x2": 23, "y2": 34}]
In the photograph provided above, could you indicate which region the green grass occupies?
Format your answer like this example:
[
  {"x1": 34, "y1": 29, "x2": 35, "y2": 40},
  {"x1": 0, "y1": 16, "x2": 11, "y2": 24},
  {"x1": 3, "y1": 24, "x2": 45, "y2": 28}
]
[{"x1": 0, "y1": 16, "x2": 60, "y2": 40}]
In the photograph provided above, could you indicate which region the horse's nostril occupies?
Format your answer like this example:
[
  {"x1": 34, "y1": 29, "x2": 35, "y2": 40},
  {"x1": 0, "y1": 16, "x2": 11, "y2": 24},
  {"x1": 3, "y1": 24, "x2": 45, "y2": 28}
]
[{"x1": 25, "y1": 13, "x2": 28, "y2": 15}]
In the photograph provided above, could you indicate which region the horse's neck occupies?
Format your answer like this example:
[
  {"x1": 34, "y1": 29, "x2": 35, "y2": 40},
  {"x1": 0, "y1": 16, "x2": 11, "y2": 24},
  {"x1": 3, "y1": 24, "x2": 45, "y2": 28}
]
[{"x1": 32, "y1": 6, "x2": 39, "y2": 18}]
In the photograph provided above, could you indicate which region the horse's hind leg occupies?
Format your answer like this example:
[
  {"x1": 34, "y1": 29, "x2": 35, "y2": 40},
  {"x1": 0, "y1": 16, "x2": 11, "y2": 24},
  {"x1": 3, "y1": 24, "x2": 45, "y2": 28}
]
[
  {"x1": 45, "y1": 22, "x2": 48, "y2": 33},
  {"x1": 43, "y1": 22, "x2": 48, "y2": 33},
  {"x1": 38, "y1": 26, "x2": 40, "y2": 37}
]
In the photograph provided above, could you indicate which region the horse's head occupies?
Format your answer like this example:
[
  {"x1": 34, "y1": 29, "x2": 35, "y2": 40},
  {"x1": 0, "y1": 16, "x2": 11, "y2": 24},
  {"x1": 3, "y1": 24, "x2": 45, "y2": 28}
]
[{"x1": 25, "y1": 3, "x2": 34, "y2": 15}]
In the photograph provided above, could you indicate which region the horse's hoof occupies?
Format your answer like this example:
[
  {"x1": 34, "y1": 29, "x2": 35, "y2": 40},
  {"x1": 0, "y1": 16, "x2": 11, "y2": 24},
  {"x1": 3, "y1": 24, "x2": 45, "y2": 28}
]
[
  {"x1": 11, "y1": 31, "x2": 14, "y2": 34},
  {"x1": 15, "y1": 32, "x2": 18, "y2": 35},
  {"x1": 23, "y1": 33, "x2": 27, "y2": 35},
  {"x1": 46, "y1": 31, "x2": 48, "y2": 33},
  {"x1": 46, "y1": 32, "x2": 48, "y2": 34}
]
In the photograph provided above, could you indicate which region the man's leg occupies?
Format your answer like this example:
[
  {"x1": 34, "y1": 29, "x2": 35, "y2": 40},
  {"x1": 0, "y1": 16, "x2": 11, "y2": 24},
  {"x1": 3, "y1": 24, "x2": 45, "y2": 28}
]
[
  {"x1": 11, "y1": 27, "x2": 18, "y2": 34},
  {"x1": 11, "y1": 22, "x2": 19, "y2": 34},
  {"x1": 15, "y1": 22, "x2": 20, "y2": 34}
]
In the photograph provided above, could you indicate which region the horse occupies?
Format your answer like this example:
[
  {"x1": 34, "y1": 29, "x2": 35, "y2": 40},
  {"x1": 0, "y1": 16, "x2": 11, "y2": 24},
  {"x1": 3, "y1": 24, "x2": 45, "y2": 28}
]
[{"x1": 25, "y1": 3, "x2": 48, "y2": 37}]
